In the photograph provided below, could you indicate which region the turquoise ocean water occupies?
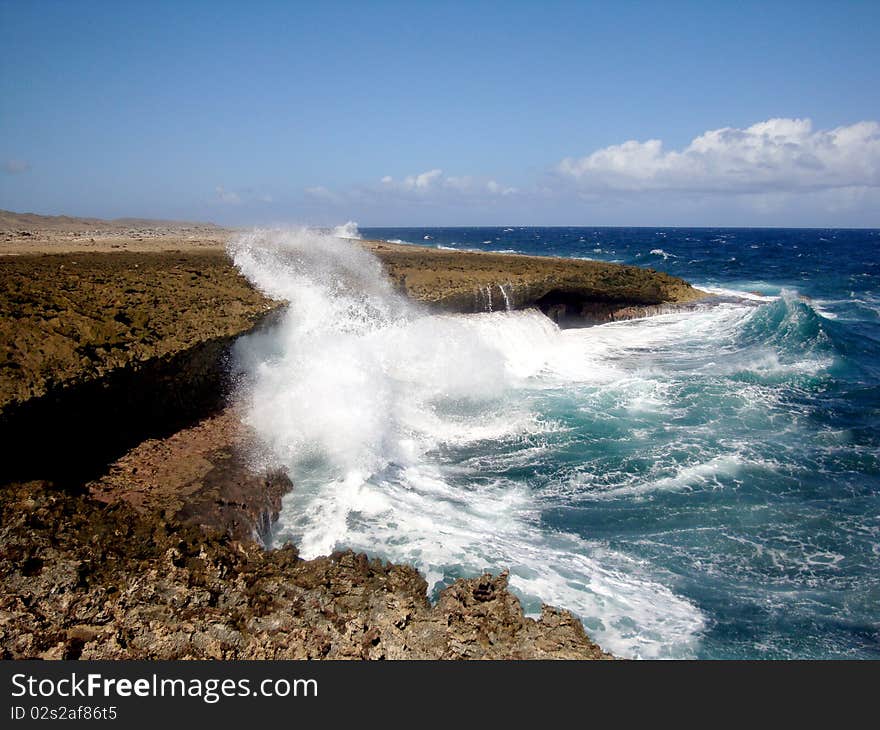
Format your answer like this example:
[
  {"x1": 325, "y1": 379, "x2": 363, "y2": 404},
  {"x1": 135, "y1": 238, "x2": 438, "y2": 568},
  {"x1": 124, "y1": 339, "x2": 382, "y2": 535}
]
[{"x1": 232, "y1": 226, "x2": 880, "y2": 659}]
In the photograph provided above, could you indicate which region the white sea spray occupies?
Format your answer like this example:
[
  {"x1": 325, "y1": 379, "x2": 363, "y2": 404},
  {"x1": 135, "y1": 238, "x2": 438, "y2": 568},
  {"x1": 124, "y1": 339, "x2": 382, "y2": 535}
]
[{"x1": 227, "y1": 227, "x2": 710, "y2": 658}]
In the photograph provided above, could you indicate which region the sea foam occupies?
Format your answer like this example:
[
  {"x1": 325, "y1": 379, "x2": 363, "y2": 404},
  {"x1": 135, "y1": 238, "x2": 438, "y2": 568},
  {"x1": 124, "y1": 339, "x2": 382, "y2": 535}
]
[{"x1": 228, "y1": 227, "x2": 707, "y2": 658}]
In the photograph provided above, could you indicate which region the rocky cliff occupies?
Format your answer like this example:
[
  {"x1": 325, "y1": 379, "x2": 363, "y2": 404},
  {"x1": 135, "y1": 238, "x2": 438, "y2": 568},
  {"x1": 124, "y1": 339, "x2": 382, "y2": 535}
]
[
  {"x1": 0, "y1": 220, "x2": 709, "y2": 661},
  {"x1": 365, "y1": 239, "x2": 706, "y2": 325},
  {"x1": 0, "y1": 251, "x2": 281, "y2": 482}
]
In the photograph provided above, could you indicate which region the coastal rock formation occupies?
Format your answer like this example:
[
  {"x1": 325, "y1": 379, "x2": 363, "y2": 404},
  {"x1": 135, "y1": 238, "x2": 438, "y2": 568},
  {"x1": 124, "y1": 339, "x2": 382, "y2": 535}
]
[
  {"x1": 88, "y1": 409, "x2": 290, "y2": 545},
  {"x1": 0, "y1": 481, "x2": 611, "y2": 660},
  {"x1": 365, "y1": 240, "x2": 706, "y2": 325},
  {"x1": 0, "y1": 251, "x2": 282, "y2": 482},
  {"x1": 0, "y1": 251, "x2": 277, "y2": 407},
  {"x1": 0, "y1": 215, "x2": 707, "y2": 661}
]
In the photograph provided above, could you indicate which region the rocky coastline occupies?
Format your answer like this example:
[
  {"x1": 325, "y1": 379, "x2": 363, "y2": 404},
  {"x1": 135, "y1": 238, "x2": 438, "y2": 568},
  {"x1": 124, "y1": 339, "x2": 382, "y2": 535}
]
[
  {"x1": 364, "y1": 238, "x2": 706, "y2": 324},
  {"x1": 0, "y1": 213, "x2": 707, "y2": 660}
]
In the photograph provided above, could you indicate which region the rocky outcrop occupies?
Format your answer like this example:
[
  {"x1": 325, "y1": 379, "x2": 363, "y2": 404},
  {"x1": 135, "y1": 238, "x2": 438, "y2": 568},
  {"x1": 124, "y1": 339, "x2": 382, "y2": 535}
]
[
  {"x1": 0, "y1": 251, "x2": 278, "y2": 407},
  {"x1": 0, "y1": 251, "x2": 282, "y2": 482},
  {"x1": 87, "y1": 409, "x2": 290, "y2": 545},
  {"x1": 0, "y1": 481, "x2": 612, "y2": 660},
  {"x1": 365, "y1": 240, "x2": 707, "y2": 325}
]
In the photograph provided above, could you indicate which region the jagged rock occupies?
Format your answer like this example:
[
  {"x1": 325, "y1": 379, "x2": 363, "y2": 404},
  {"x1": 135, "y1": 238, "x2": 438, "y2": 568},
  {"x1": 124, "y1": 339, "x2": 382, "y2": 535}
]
[{"x1": 0, "y1": 481, "x2": 612, "y2": 660}]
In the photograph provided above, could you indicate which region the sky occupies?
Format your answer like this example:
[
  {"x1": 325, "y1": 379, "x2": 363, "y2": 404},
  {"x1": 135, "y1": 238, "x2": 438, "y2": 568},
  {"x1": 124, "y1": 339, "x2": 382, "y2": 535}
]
[{"x1": 1, "y1": 0, "x2": 879, "y2": 227}]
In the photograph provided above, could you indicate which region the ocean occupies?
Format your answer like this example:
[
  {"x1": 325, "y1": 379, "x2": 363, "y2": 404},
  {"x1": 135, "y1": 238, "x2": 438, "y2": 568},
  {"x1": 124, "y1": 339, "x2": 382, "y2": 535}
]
[{"x1": 230, "y1": 226, "x2": 880, "y2": 659}]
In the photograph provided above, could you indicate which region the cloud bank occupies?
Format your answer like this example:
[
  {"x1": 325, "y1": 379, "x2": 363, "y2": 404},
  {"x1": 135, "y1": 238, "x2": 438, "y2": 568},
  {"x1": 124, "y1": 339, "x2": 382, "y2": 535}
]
[
  {"x1": 300, "y1": 119, "x2": 880, "y2": 225},
  {"x1": 214, "y1": 186, "x2": 274, "y2": 206},
  {"x1": 304, "y1": 169, "x2": 519, "y2": 211},
  {"x1": 557, "y1": 118, "x2": 880, "y2": 194},
  {"x1": 379, "y1": 169, "x2": 517, "y2": 197}
]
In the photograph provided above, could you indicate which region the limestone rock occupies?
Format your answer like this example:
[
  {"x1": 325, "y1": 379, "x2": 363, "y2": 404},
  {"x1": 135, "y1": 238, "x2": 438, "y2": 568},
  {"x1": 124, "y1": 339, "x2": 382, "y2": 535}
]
[{"x1": 0, "y1": 481, "x2": 612, "y2": 661}]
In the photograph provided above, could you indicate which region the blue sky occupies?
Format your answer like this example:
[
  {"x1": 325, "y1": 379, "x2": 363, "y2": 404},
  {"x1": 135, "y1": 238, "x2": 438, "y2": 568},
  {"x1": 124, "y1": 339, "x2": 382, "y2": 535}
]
[{"x1": 1, "y1": 0, "x2": 879, "y2": 227}]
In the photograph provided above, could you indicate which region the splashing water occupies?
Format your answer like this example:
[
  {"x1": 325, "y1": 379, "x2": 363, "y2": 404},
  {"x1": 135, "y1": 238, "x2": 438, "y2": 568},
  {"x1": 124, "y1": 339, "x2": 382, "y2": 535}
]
[
  {"x1": 229, "y1": 226, "x2": 880, "y2": 659},
  {"x1": 499, "y1": 283, "x2": 513, "y2": 311},
  {"x1": 229, "y1": 227, "x2": 707, "y2": 658},
  {"x1": 332, "y1": 221, "x2": 362, "y2": 240}
]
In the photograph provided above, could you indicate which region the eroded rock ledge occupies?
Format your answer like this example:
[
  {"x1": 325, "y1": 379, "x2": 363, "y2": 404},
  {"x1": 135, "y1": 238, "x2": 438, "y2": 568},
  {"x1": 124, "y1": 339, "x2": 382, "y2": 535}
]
[
  {"x1": 87, "y1": 409, "x2": 290, "y2": 545},
  {"x1": 0, "y1": 481, "x2": 611, "y2": 660},
  {"x1": 365, "y1": 239, "x2": 707, "y2": 325},
  {"x1": 0, "y1": 251, "x2": 282, "y2": 482}
]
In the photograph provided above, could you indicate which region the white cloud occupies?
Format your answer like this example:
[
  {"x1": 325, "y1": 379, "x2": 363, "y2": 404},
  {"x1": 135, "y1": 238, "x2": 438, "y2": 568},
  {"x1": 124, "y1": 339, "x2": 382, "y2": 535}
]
[
  {"x1": 215, "y1": 185, "x2": 241, "y2": 204},
  {"x1": 298, "y1": 124, "x2": 880, "y2": 225},
  {"x1": 215, "y1": 185, "x2": 277, "y2": 205},
  {"x1": 487, "y1": 180, "x2": 517, "y2": 196},
  {"x1": 383, "y1": 169, "x2": 518, "y2": 198},
  {"x1": 443, "y1": 175, "x2": 472, "y2": 191},
  {"x1": 304, "y1": 185, "x2": 339, "y2": 202},
  {"x1": 557, "y1": 118, "x2": 880, "y2": 194},
  {"x1": 311, "y1": 169, "x2": 518, "y2": 207},
  {"x1": 403, "y1": 168, "x2": 443, "y2": 190}
]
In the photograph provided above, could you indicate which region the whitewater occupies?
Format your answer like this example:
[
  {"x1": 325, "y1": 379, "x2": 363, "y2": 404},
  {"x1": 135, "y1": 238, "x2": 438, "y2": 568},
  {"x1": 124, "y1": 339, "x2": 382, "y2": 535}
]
[{"x1": 229, "y1": 226, "x2": 880, "y2": 659}]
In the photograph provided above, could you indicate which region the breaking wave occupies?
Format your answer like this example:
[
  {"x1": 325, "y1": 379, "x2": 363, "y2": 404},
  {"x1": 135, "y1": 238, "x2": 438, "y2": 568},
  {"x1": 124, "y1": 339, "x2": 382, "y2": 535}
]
[
  {"x1": 228, "y1": 227, "x2": 711, "y2": 658},
  {"x1": 227, "y1": 226, "x2": 865, "y2": 659},
  {"x1": 332, "y1": 221, "x2": 362, "y2": 239}
]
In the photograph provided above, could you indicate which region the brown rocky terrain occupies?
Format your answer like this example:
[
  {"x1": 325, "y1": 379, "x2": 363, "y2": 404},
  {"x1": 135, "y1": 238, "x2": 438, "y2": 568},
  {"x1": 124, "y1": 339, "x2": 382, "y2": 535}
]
[
  {"x1": 0, "y1": 250, "x2": 277, "y2": 407},
  {"x1": 0, "y1": 480, "x2": 610, "y2": 660},
  {"x1": 87, "y1": 409, "x2": 290, "y2": 545},
  {"x1": 0, "y1": 249, "x2": 282, "y2": 484},
  {"x1": 2, "y1": 210, "x2": 706, "y2": 327},
  {"x1": 0, "y1": 209, "x2": 226, "y2": 253},
  {"x1": 364, "y1": 239, "x2": 706, "y2": 324},
  {"x1": 0, "y1": 211, "x2": 708, "y2": 660}
]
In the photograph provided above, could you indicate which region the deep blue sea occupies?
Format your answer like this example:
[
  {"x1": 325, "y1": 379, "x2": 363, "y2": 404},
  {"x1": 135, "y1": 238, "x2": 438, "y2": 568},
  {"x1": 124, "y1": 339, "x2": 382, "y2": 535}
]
[{"x1": 233, "y1": 226, "x2": 880, "y2": 659}]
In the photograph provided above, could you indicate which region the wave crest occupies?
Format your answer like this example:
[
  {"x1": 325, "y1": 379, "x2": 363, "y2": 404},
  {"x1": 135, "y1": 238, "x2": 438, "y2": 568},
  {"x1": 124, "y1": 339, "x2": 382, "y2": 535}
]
[{"x1": 227, "y1": 227, "x2": 706, "y2": 659}]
